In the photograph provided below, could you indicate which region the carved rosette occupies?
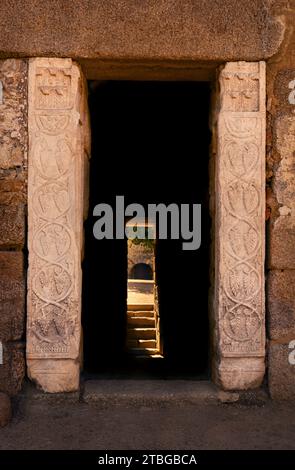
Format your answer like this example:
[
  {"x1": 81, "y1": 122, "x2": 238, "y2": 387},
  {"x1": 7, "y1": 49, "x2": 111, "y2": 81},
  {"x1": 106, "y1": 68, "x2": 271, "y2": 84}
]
[
  {"x1": 216, "y1": 62, "x2": 266, "y2": 380},
  {"x1": 27, "y1": 58, "x2": 88, "y2": 366}
]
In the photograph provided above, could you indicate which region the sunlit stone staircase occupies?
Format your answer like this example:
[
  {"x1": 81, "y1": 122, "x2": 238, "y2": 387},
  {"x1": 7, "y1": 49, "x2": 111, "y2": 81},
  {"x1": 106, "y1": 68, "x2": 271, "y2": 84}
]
[
  {"x1": 127, "y1": 304, "x2": 160, "y2": 358},
  {"x1": 127, "y1": 280, "x2": 161, "y2": 358}
]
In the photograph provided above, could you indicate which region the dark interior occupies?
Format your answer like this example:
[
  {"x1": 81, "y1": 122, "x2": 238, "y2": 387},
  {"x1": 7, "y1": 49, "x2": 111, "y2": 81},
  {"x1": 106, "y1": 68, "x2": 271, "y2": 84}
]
[
  {"x1": 82, "y1": 80, "x2": 211, "y2": 378},
  {"x1": 129, "y1": 263, "x2": 153, "y2": 280}
]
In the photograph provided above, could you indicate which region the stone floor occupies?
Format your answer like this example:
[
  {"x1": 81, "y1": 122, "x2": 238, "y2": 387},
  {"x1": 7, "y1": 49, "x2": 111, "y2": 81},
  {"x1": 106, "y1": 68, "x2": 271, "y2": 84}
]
[
  {"x1": 0, "y1": 380, "x2": 295, "y2": 450},
  {"x1": 127, "y1": 279, "x2": 154, "y2": 306}
]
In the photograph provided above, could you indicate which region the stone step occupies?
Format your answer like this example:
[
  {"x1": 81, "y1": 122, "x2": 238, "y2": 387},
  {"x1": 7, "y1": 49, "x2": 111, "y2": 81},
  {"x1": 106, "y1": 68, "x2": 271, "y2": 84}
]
[
  {"x1": 127, "y1": 339, "x2": 157, "y2": 349},
  {"x1": 84, "y1": 380, "x2": 246, "y2": 406},
  {"x1": 128, "y1": 304, "x2": 154, "y2": 311},
  {"x1": 127, "y1": 316, "x2": 155, "y2": 327},
  {"x1": 127, "y1": 310, "x2": 154, "y2": 318},
  {"x1": 128, "y1": 348, "x2": 159, "y2": 356},
  {"x1": 128, "y1": 328, "x2": 157, "y2": 340}
]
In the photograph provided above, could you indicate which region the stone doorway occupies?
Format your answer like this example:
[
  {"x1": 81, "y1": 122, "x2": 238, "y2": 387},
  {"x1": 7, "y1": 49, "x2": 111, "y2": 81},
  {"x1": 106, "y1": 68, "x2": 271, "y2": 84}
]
[
  {"x1": 26, "y1": 59, "x2": 266, "y2": 393},
  {"x1": 82, "y1": 80, "x2": 211, "y2": 377}
]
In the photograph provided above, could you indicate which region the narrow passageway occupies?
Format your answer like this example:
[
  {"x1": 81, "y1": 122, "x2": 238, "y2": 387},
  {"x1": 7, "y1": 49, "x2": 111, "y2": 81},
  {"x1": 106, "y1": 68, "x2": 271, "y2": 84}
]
[{"x1": 82, "y1": 80, "x2": 211, "y2": 377}]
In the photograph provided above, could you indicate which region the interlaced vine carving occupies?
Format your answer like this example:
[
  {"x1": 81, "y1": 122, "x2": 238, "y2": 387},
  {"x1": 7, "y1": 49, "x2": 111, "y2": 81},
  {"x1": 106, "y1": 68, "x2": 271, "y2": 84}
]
[
  {"x1": 217, "y1": 62, "x2": 265, "y2": 357},
  {"x1": 27, "y1": 59, "x2": 85, "y2": 359}
]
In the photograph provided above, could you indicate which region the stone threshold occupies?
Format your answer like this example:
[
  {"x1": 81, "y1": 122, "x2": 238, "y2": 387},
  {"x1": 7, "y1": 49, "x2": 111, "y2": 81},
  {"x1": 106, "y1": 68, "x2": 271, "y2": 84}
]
[{"x1": 18, "y1": 379, "x2": 269, "y2": 408}]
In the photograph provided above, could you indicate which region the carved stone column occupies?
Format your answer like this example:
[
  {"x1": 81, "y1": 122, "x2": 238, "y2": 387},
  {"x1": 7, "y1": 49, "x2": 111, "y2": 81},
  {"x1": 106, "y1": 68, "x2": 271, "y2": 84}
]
[
  {"x1": 214, "y1": 61, "x2": 266, "y2": 389},
  {"x1": 27, "y1": 58, "x2": 90, "y2": 392}
]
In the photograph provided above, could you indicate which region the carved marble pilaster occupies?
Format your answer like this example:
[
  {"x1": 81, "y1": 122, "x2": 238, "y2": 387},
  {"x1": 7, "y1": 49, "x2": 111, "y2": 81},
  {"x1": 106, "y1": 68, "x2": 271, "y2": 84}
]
[
  {"x1": 27, "y1": 58, "x2": 89, "y2": 392},
  {"x1": 215, "y1": 61, "x2": 266, "y2": 389}
]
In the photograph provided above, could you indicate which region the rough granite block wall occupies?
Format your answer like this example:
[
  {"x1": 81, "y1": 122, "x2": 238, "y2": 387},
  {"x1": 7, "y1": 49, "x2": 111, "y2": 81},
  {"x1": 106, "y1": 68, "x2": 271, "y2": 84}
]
[
  {"x1": 266, "y1": 1, "x2": 295, "y2": 399},
  {"x1": 0, "y1": 59, "x2": 27, "y2": 395}
]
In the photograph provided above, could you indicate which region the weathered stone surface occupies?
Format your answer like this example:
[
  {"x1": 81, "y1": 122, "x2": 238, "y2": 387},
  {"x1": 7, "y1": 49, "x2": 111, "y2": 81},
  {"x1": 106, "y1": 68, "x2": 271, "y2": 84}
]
[
  {"x1": 0, "y1": 342, "x2": 25, "y2": 396},
  {"x1": 22, "y1": 380, "x2": 80, "y2": 403},
  {"x1": 214, "y1": 62, "x2": 266, "y2": 389},
  {"x1": 273, "y1": 69, "x2": 295, "y2": 115},
  {"x1": 83, "y1": 380, "x2": 222, "y2": 406},
  {"x1": 128, "y1": 240, "x2": 154, "y2": 278},
  {"x1": 0, "y1": 175, "x2": 26, "y2": 205},
  {"x1": 0, "y1": 1, "x2": 284, "y2": 64},
  {"x1": 0, "y1": 59, "x2": 27, "y2": 398},
  {"x1": 217, "y1": 390, "x2": 239, "y2": 403},
  {"x1": 268, "y1": 270, "x2": 295, "y2": 341},
  {"x1": 214, "y1": 357, "x2": 265, "y2": 391},
  {"x1": 28, "y1": 359, "x2": 80, "y2": 394},
  {"x1": 0, "y1": 59, "x2": 27, "y2": 170},
  {"x1": 0, "y1": 143, "x2": 23, "y2": 169},
  {"x1": 268, "y1": 115, "x2": 295, "y2": 269},
  {"x1": 269, "y1": 341, "x2": 295, "y2": 400},
  {"x1": 0, "y1": 252, "x2": 25, "y2": 342},
  {"x1": 0, "y1": 392, "x2": 11, "y2": 427},
  {"x1": 0, "y1": 59, "x2": 27, "y2": 249},
  {"x1": 0, "y1": 204, "x2": 25, "y2": 249},
  {"x1": 268, "y1": 219, "x2": 295, "y2": 270},
  {"x1": 265, "y1": 4, "x2": 295, "y2": 399},
  {"x1": 27, "y1": 58, "x2": 89, "y2": 392}
]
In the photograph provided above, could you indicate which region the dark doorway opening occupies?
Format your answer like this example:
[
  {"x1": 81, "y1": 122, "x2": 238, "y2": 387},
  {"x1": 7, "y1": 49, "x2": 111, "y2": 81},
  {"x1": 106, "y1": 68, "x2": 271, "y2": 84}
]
[
  {"x1": 130, "y1": 263, "x2": 153, "y2": 280},
  {"x1": 82, "y1": 80, "x2": 211, "y2": 378}
]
